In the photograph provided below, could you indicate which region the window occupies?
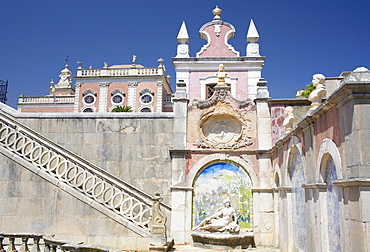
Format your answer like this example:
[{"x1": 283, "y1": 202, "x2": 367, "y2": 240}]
[
  {"x1": 112, "y1": 94, "x2": 123, "y2": 104},
  {"x1": 84, "y1": 95, "x2": 95, "y2": 104},
  {"x1": 141, "y1": 108, "x2": 151, "y2": 112},
  {"x1": 83, "y1": 108, "x2": 94, "y2": 112},
  {"x1": 206, "y1": 84, "x2": 216, "y2": 99},
  {"x1": 141, "y1": 94, "x2": 152, "y2": 104}
]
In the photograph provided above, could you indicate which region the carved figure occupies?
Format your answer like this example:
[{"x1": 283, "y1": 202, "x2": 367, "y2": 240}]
[
  {"x1": 283, "y1": 106, "x2": 295, "y2": 132},
  {"x1": 308, "y1": 73, "x2": 326, "y2": 106},
  {"x1": 216, "y1": 64, "x2": 227, "y2": 86},
  {"x1": 193, "y1": 199, "x2": 240, "y2": 233},
  {"x1": 132, "y1": 55, "x2": 137, "y2": 65}
]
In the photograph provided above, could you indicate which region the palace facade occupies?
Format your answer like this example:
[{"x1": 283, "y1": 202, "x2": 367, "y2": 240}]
[{"x1": 1, "y1": 6, "x2": 369, "y2": 252}]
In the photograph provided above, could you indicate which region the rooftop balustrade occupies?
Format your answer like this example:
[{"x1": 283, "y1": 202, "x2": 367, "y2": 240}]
[
  {"x1": 76, "y1": 67, "x2": 165, "y2": 78},
  {"x1": 18, "y1": 96, "x2": 75, "y2": 104}
]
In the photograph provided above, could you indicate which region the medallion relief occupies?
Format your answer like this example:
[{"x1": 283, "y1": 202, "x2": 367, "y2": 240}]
[{"x1": 194, "y1": 102, "x2": 253, "y2": 149}]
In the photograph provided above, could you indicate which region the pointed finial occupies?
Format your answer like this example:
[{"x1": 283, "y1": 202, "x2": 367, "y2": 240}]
[
  {"x1": 177, "y1": 21, "x2": 189, "y2": 44},
  {"x1": 212, "y1": 6, "x2": 222, "y2": 20},
  {"x1": 247, "y1": 19, "x2": 259, "y2": 42}
]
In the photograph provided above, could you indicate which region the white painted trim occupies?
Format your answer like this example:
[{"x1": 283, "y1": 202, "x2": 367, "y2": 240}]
[
  {"x1": 317, "y1": 138, "x2": 343, "y2": 182},
  {"x1": 186, "y1": 154, "x2": 259, "y2": 188},
  {"x1": 285, "y1": 136, "x2": 303, "y2": 186}
]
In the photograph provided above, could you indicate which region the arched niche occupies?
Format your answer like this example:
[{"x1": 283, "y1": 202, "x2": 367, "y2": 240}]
[
  {"x1": 187, "y1": 154, "x2": 258, "y2": 230},
  {"x1": 285, "y1": 136, "x2": 304, "y2": 186},
  {"x1": 286, "y1": 136, "x2": 308, "y2": 251},
  {"x1": 317, "y1": 138, "x2": 342, "y2": 182}
]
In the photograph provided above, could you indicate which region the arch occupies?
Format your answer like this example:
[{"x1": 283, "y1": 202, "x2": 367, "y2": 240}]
[
  {"x1": 191, "y1": 161, "x2": 253, "y2": 229},
  {"x1": 274, "y1": 164, "x2": 281, "y2": 188},
  {"x1": 317, "y1": 138, "x2": 342, "y2": 182},
  {"x1": 187, "y1": 154, "x2": 259, "y2": 188},
  {"x1": 285, "y1": 136, "x2": 303, "y2": 186},
  {"x1": 287, "y1": 136, "x2": 308, "y2": 251}
]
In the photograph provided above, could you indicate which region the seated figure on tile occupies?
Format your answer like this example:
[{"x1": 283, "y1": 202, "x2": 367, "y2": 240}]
[{"x1": 193, "y1": 199, "x2": 240, "y2": 233}]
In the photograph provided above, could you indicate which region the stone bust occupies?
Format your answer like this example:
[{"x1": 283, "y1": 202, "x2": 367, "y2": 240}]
[
  {"x1": 283, "y1": 106, "x2": 295, "y2": 132},
  {"x1": 308, "y1": 73, "x2": 326, "y2": 106}
]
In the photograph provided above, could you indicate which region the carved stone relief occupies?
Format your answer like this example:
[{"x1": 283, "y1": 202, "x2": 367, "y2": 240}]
[{"x1": 194, "y1": 102, "x2": 253, "y2": 149}]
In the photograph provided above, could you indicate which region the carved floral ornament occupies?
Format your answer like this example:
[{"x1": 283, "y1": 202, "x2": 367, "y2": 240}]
[{"x1": 193, "y1": 102, "x2": 253, "y2": 149}]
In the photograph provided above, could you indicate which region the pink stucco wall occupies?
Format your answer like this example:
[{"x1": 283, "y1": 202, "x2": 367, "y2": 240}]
[
  {"x1": 198, "y1": 24, "x2": 238, "y2": 58},
  {"x1": 271, "y1": 105, "x2": 285, "y2": 145},
  {"x1": 188, "y1": 70, "x2": 249, "y2": 102}
]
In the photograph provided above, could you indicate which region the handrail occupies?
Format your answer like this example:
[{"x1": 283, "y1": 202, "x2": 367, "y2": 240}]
[{"x1": 0, "y1": 109, "x2": 169, "y2": 236}]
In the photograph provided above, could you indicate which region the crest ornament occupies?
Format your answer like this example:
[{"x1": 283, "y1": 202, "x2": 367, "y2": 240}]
[{"x1": 194, "y1": 102, "x2": 253, "y2": 149}]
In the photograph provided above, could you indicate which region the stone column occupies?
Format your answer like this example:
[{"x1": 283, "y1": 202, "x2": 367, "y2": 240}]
[
  {"x1": 170, "y1": 81, "x2": 190, "y2": 244},
  {"x1": 128, "y1": 82, "x2": 138, "y2": 111},
  {"x1": 156, "y1": 81, "x2": 163, "y2": 112},
  {"x1": 99, "y1": 82, "x2": 109, "y2": 112},
  {"x1": 254, "y1": 78, "x2": 274, "y2": 246},
  {"x1": 74, "y1": 82, "x2": 81, "y2": 112}
]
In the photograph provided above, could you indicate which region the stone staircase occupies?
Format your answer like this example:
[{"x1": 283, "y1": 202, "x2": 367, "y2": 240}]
[{"x1": 0, "y1": 105, "x2": 170, "y2": 238}]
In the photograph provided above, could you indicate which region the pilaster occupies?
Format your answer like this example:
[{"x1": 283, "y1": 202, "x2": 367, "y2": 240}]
[
  {"x1": 74, "y1": 82, "x2": 81, "y2": 112},
  {"x1": 254, "y1": 78, "x2": 274, "y2": 246},
  {"x1": 156, "y1": 81, "x2": 163, "y2": 112},
  {"x1": 170, "y1": 82, "x2": 189, "y2": 244},
  {"x1": 128, "y1": 82, "x2": 138, "y2": 111},
  {"x1": 99, "y1": 82, "x2": 109, "y2": 112}
]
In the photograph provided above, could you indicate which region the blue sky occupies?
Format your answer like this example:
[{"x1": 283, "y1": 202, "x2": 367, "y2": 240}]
[{"x1": 1, "y1": 0, "x2": 369, "y2": 108}]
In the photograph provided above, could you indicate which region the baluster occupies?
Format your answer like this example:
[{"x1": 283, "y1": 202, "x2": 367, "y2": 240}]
[
  {"x1": 43, "y1": 241, "x2": 50, "y2": 252},
  {"x1": 6, "y1": 237, "x2": 17, "y2": 252},
  {"x1": 19, "y1": 237, "x2": 29, "y2": 252},
  {"x1": 30, "y1": 237, "x2": 41, "y2": 252},
  {"x1": 0, "y1": 235, "x2": 5, "y2": 252}
]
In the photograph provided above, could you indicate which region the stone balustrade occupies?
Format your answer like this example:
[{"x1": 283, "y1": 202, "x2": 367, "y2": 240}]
[
  {"x1": 18, "y1": 96, "x2": 75, "y2": 104},
  {"x1": 0, "y1": 111, "x2": 170, "y2": 235},
  {"x1": 77, "y1": 67, "x2": 163, "y2": 78},
  {"x1": 0, "y1": 234, "x2": 120, "y2": 252}
]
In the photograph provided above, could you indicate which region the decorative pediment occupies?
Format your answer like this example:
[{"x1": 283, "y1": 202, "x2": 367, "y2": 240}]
[
  {"x1": 82, "y1": 89, "x2": 97, "y2": 97},
  {"x1": 140, "y1": 88, "x2": 154, "y2": 96},
  {"x1": 111, "y1": 89, "x2": 125, "y2": 96}
]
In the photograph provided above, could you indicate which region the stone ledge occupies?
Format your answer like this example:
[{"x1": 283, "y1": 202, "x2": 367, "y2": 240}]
[{"x1": 191, "y1": 231, "x2": 254, "y2": 250}]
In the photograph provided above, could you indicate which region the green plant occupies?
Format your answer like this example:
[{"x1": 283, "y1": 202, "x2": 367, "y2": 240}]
[
  {"x1": 300, "y1": 83, "x2": 316, "y2": 98},
  {"x1": 111, "y1": 105, "x2": 133, "y2": 112}
]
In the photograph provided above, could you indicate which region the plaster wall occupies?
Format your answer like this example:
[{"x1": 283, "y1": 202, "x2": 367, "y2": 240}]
[
  {"x1": 197, "y1": 25, "x2": 237, "y2": 58},
  {"x1": 188, "y1": 70, "x2": 249, "y2": 102},
  {"x1": 107, "y1": 82, "x2": 129, "y2": 110},
  {"x1": 79, "y1": 83, "x2": 100, "y2": 112},
  {"x1": 19, "y1": 106, "x2": 74, "y2": 113}
]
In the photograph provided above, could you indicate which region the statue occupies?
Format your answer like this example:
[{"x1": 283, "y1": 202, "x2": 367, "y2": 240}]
[
  {"x1": 193, "y1": 199, "x2": 240, "y2": 233},
  {"x1": 283, "y1": 106, "x2": 295, "y2": 132},
  {"x1": 308, "y1": 73, "x2": 326, "y2": 106},
  {"x1": 215, "y1": 64, "x2": 228, "y2": 86},
  {"x1": 132, "y1": 55, "x2": 137, "y2": 65}
]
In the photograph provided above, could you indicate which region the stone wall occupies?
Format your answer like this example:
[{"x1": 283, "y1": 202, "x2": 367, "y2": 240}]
[
  {"x1": 0, "y1": 154, "x2": 150, "y2": 250},
  {"x1": 271, "y1": 78, "x2": 370, "y2": 251},
  {"x1": 15, "y1": 113, "x2": 174, "y2": 205}
]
